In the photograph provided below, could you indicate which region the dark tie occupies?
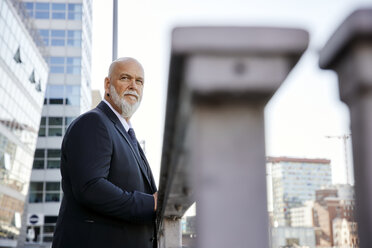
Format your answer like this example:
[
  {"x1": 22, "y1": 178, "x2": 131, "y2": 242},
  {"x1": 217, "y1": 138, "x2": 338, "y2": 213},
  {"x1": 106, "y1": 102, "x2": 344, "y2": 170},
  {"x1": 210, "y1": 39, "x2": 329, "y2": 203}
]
[
  {"x1": 127, "y1": 128, "x2": 140, "y2": 154},
  {"x1": 128, "y1": 128, "x2": 151, "y2": 178}
]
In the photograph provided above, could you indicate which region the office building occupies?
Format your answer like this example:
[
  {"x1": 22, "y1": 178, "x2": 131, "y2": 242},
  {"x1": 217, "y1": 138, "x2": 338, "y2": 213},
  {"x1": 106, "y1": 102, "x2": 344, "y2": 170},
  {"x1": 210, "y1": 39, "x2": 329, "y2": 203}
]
[
  {"x1": 289, "y1": 200, "x2": 314, "y2": 227},
  {"x1": 267, "y1": 157, "x2": 332, "y2": 227},
  {"x1": 0, "y1": 0, "x2": 48, "y2": 247},
  {"x1": 21, "y1": 0, "x2": 93, "y2": 246},
  {"x1": 332, "y1": 218, "x2": 359, "y2": 247},
  {"x1": 313, "y1": 184, "x2": 356, "y2": 247},
  {"x1": 270, "y1": 226, "x2": 316, "y2": 248}
]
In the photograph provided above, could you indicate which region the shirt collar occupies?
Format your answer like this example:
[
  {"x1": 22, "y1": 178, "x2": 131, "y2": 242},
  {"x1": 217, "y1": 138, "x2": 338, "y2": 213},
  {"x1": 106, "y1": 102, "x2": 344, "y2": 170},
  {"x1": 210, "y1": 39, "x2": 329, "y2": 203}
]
[{"x1": 102, "y1": 99, "x2": 131, "y2": 132}]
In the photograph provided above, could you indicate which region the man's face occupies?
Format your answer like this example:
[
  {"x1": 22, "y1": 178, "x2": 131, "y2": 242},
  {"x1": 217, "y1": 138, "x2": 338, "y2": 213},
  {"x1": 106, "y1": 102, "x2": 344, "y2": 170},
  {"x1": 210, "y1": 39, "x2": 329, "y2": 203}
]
[{"x1": 106, "y1": 59, "x2": 144, "y2": 118}]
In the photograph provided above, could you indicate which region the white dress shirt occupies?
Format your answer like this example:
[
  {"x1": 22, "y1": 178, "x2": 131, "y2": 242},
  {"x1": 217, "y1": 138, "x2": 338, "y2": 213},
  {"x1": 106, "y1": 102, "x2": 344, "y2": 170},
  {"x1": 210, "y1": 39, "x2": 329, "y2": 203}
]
[{"x1": 102, "y1": 99, "x2": 131, "y2": 132}]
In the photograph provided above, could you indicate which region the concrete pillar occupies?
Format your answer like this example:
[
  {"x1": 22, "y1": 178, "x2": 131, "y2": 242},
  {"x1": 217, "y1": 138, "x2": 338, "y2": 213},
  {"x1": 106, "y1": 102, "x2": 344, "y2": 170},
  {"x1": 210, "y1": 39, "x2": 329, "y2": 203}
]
[
  {"x1": 319, "y1": 8, "x2": 372, "y2": 248},
  {"x1": 158, "y1": 218, "x2": 182, "y2": 248},
  {"x1": 158, "y1": 27, "x2": 308, "y2": 248},
  {"x1": 190, "y1": 102, "x2": 268, "y2": 248}
]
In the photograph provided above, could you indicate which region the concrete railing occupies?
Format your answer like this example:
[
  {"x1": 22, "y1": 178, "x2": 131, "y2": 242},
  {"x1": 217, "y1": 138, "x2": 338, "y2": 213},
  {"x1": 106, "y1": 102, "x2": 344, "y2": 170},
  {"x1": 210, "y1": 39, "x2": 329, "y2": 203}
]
[
  {"x1": 319, "y1": 8, "x2": 372, "y2": 248},
  {"x1": 157, "y1": 9, "x2": 372, "y2": 248},
  {"x1": 157, "y1": 26, "x2": 309, "y2": 248}
]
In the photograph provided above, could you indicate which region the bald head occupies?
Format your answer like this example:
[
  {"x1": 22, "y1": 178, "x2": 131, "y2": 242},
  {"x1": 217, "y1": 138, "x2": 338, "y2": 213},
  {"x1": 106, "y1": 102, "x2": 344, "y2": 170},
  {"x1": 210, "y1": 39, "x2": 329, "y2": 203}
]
[
  {"x1": 104, "y1": 57, "x2": 145, "y2": 121},
  {"x1": 108, "y1": 57, "x2": 144, "y2": 79}
]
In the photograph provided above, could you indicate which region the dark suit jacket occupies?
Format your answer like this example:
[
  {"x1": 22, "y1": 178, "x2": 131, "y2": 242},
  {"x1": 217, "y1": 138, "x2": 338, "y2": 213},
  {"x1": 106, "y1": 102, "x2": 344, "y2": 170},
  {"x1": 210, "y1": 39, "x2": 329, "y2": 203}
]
[{"x1": 52, "y1": 101, "x2": 157, "y2": 248}]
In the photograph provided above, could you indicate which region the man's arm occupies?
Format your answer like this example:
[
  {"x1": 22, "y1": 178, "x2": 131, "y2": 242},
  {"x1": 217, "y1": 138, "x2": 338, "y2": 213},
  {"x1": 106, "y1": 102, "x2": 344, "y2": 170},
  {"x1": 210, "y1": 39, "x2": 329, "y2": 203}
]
[{"x1": 64, "y1": 112, "x2": 155, "y2": 223}]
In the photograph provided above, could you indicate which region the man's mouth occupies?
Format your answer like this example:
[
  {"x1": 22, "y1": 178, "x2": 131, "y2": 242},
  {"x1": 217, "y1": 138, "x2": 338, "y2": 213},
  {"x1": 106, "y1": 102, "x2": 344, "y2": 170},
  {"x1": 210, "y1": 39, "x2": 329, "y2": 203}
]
[{"x1": 124, "y1": 93, "x2": 138, "y2": 101}]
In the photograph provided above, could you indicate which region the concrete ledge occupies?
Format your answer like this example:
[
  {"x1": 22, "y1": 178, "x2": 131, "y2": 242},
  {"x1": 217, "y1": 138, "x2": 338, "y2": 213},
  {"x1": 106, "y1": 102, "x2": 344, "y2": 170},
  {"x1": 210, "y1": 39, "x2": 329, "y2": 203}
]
[
  {"x1": 172, "y1": 27, "x2": 309, "y2": 55},
  {"x1": 319, "y1": 8, "x2": 372, "y2": 69},
  {"x1": 158, "y1": 26, "x2": 309, "y2": 231}
]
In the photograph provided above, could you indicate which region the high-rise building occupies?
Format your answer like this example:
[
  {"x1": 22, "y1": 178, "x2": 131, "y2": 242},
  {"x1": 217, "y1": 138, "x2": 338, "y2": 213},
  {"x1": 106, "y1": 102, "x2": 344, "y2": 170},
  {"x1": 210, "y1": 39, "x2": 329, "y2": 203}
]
[
  {"x1": 20, "y1": 1, "x2": 93, "y2": 246},
  {"x1": 0, "y1": 0, "x2": 48, "y2": 247},
  {"x1": 267, "y1": 157, "x2": 332, "y2": 227}
]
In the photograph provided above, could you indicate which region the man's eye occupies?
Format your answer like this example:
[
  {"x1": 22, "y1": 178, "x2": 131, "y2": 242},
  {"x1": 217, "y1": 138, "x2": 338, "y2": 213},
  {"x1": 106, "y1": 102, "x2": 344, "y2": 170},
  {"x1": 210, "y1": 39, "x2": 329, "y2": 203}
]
[
  {"x1": 121, "y1": 76, "x2": 128, "y2": 80},
  {"x1": 136, "y1": 80, "x2": 143, "y2": 84}
]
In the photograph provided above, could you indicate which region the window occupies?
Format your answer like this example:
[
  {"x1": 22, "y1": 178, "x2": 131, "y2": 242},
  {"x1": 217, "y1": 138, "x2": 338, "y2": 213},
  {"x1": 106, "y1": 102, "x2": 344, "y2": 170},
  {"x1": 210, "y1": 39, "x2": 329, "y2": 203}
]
[
  {"x1": 43, "y1": 236, "x2": 54, "y2": 242},
  {"x1": 49, "y1": 57, "x2": 64, "y2": 73},
  {"x1": 65, "y1": 117, "x2": 75, "y2": 130},
  {"x1": 24, "y1": 3, "x2": 34, "y2": 18},
  {"x1": 44, "y1": 84, "x2": 80, "y2": 106},
  {"x1": 51, "y1": 30, "x2": 65, "y2": 46},
  {"x1": 33, "y1": 149, "x2": 44, "y2": 169},
  {"x1": 47, "y1": 149, "x2": 61, "y2": 168},
  {"x1": 48, "y1": 117, "x2": 62, "y2": 137},
  {"x1": 35, "y1": 80, "x2": 42, "y2": 92},
  {"x1": 23, "y1": 2, "x2": 82, "y2": 20},
  {"x1": 45, "y1": 182, "x2": 60, "y2": 202},
  {"x1": 66, "y1": 57, "x2": 81, "y2": 74},
  {"x1": 46, "y1": 85, "x2": 64, "y2": 105},
  {"x1": 29, "y1": 182, "x2": 43, "y2": 203},
  {"x1": 65, "y1": 85, "x2": 80, "y2": 105},
  {"x1": 35, "y1": 3, "x2": 49, "y2": 19},
  {"x1": 37, "y1": 116, "x2": 76, "y2": 137},
  {"x1": 47, "y1": 57, "x2": 81, "y2": 74},
  {"x1": 68, "y1": 4, "x2": 82, "y2": 20},
  {"x1": 28, "y1": 182, "x2": 61, "y2": 203},
  {"x1": 38, "y1": 29, "x2": 82, "y2": 47},
  {"x1": 67, "y1": 30, "x2": 82, "y2": 46},
  {"x1": 38, "y1": 29, "x2": 49, "y2": 46},
  {"x1": 32, "y1": 149, "x2": 61, "y2": 169},
  {"x1": 43, "y1": 218, "x2": 57, "y2": 242},
  {"x1": 13, "y1": 47, "x2": 22, "y2": 63},
  {"x1": 51, "y1": 3, "x2": 66, "y2": 19},
  {"x1": 29, "y1": 70, "x2": 36, "y2": 84},
  {"x1": 38, "y1": 117, "x2": 46, "y2": 137}
]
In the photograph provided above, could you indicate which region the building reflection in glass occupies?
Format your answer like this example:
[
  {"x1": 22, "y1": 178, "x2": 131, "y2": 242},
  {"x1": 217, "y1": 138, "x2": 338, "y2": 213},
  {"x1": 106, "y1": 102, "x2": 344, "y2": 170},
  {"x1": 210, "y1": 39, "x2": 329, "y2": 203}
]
[{"x1": 0, "y1": 0, "x2": 48, "y2": 245}]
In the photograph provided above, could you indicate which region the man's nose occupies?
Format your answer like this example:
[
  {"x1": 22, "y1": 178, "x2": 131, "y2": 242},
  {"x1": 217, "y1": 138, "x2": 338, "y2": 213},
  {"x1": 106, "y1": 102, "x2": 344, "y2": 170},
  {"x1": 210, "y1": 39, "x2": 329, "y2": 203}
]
[{"x1": 128, "y1": 79, "x2": 139, "y2": 89}]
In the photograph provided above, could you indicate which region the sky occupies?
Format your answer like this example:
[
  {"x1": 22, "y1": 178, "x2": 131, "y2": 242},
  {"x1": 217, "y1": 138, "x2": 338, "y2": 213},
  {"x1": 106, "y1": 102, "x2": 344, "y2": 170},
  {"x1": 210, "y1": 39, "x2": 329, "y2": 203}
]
[{"x1": 91, "y1": 0, "x2": 372, "y2": 186}]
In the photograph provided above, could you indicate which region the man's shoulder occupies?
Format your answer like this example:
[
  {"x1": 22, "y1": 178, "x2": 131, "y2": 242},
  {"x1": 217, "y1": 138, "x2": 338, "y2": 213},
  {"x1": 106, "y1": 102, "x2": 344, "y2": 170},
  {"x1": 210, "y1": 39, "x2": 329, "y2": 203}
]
[{"x1": 68, "y1": 107, "x2": 110, "y2": 132}]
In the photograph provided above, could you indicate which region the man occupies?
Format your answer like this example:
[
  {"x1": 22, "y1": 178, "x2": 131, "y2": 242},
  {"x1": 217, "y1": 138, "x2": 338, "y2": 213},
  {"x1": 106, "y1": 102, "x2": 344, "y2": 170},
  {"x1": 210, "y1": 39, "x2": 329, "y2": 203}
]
[{"x1": 52, "y1": 57, "x2": 158, "y2": 248}]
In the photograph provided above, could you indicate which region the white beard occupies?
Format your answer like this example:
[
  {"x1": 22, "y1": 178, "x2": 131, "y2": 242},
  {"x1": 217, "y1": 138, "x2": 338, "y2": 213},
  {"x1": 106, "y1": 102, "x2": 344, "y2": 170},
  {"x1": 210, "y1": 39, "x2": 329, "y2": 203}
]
[{"x1": 110, "y1": 85, "x2": 141, "y2": 118}]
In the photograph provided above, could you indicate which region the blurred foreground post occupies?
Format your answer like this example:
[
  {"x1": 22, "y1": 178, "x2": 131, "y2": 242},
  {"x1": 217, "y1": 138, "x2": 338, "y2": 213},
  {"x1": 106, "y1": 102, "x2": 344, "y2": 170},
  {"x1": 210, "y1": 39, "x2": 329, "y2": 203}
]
[
  {"x1": 158, "y1": 27, "x2": 309, "y2": 247},
  {"x1": 319, "y1": 8, "x2": 372, "y2": 248}
]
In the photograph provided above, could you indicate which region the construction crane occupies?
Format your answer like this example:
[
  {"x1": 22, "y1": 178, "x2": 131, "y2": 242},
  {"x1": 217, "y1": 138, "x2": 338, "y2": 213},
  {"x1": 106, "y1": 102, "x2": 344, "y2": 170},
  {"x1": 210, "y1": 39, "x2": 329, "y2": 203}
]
[{"x1": 325, "y1": 134, "x2": 352, "y2": 185}]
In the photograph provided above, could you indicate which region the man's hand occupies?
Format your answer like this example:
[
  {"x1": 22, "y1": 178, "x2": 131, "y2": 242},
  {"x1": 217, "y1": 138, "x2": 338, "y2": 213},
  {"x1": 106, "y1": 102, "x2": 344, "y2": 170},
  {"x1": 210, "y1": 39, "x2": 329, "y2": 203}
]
[{"x1": 153, "y1": 192, "x2": 158, "y2": 211}]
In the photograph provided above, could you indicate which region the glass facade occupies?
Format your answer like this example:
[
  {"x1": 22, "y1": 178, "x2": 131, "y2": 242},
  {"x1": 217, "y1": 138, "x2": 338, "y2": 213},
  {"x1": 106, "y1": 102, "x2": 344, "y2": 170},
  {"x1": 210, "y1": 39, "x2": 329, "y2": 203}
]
[
  {"x1": 38, "y1": 29, "x2": 82, "y2": 47},
  {"x1": 32, "y1": 148, "x2": 62, "y2": 169},
  {"x1": 268, "y1": 158, "x2": 332, "y2": 227},
  {"x1": 46, "y1": 56, "x2": 82, "y2": 74},
  {"x1": 23, "y1": 0, "x2": 92, "y2": 246},
  {"x1": 0, "y1": 0, "x2": 48, "y2": 245},
  {"x1": 37, "y1": 116, "x2": 75, "y2": 137},
  {"x1": 44, "y1": 85, "x2": 80, "y2": 106},
  {"x1": 29, "y1": 181, "x2": 61, "y2": 203},
  {"x1": 24, "y1": 2, "x2": 82, "y2": 20}
]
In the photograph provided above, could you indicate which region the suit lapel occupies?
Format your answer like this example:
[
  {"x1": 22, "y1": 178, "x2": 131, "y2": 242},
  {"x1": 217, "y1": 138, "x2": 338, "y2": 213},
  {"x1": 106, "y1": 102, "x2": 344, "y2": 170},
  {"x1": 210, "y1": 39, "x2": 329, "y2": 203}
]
[{"x1": 97, "y1": 102, "x2": 152, "y2": 188}]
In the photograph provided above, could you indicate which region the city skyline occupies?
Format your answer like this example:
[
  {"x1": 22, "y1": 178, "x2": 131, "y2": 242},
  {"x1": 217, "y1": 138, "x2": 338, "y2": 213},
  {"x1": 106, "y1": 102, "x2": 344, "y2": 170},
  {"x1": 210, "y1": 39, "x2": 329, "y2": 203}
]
[
  {"x1": 0, "y1": 1, "x2": 368, "y2": 247},
  {"x1": 91, "y1": 0, "x2": 371, "y2": 186}
]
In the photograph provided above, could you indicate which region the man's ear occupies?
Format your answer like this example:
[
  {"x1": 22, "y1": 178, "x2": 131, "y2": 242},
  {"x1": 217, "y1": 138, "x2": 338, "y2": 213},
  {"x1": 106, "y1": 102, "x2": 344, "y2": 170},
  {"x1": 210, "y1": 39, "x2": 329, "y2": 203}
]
[{"x1": 104, "y1": 77, "x2": 110, "y2": 92}]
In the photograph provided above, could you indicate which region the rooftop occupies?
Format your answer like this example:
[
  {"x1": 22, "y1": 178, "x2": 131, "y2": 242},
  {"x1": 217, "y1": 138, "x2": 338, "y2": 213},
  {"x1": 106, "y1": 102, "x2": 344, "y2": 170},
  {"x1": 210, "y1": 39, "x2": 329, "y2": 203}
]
[{"x1": 267, "y1": 156, "x2": 331, "y2": 164}]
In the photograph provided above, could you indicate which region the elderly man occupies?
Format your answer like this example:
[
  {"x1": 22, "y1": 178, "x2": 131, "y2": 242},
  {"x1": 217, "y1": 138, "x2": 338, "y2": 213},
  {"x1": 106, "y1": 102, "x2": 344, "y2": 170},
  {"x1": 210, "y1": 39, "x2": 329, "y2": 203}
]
[{"x1": 52, "y1": 57, "x2": 158, "y2": 248}]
